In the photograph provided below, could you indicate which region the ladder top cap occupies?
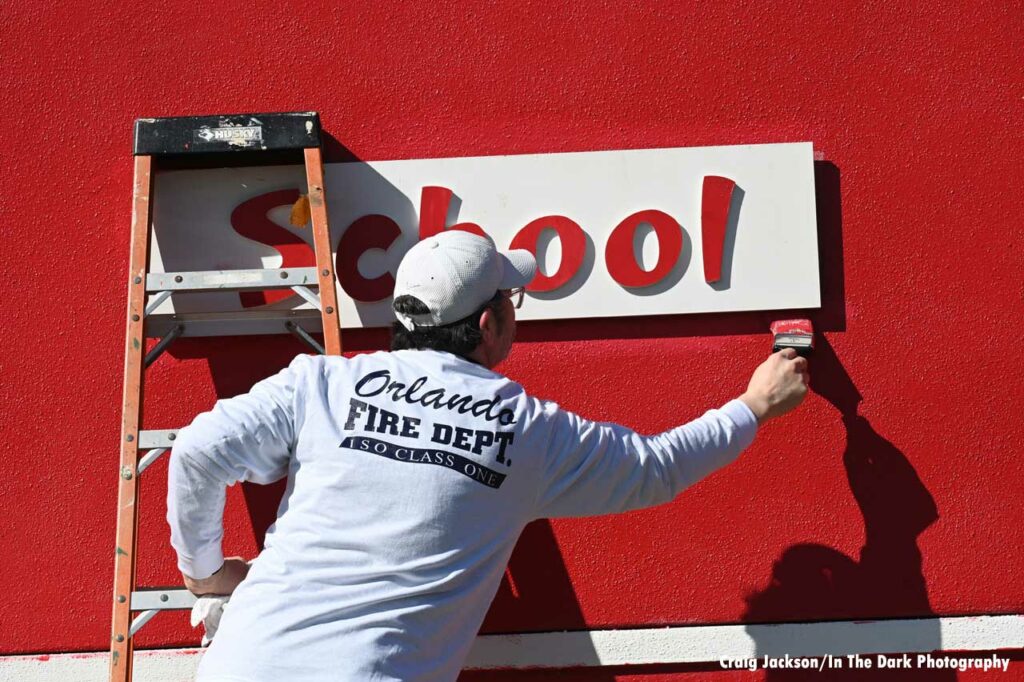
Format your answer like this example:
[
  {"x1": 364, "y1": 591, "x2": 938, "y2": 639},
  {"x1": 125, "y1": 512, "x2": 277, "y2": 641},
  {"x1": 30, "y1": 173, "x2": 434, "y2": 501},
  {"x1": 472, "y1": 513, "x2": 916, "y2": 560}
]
[{"x1": 134, "y1": 112, "x2": 321, "y2": 156}]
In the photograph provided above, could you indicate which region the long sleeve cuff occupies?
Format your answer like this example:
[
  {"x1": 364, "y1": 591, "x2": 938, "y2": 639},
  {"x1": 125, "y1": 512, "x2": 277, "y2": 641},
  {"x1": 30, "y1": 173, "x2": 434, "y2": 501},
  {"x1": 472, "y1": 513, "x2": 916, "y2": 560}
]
[
  {"x1": 177, "y1": 544, "x2": 224, "y2": 580},
  {"x1": 719, "y1": 398, "x2": 759, "y2": 452}
]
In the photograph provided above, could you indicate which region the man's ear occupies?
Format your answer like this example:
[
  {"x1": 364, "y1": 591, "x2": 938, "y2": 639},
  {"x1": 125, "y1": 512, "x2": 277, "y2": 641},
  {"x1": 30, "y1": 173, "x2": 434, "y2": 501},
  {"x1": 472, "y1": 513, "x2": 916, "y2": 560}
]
[{"x1": 479, "y1": 307, "x2": 499, "y2": 345}]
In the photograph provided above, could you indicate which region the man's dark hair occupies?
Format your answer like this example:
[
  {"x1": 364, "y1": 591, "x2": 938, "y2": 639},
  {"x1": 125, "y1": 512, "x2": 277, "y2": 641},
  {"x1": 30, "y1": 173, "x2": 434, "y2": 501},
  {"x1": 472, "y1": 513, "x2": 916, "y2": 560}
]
[{"x1": 391, "y1": 292, "x2": 503, "y2": 361}]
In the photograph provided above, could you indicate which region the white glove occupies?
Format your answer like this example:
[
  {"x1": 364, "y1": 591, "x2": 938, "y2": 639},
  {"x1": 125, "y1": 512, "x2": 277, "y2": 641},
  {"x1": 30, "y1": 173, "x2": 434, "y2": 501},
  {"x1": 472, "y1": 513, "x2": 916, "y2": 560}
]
[{"x1": 190, "y1": 594, "x2": 231, "y2": 647}]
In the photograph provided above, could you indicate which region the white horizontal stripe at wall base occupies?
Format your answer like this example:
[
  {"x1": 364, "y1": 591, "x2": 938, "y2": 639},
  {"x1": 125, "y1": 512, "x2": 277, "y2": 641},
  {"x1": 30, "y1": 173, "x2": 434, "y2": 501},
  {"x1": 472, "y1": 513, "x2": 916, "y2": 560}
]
[
  {"x1": 2, "y1": 615, "x2": 1021, "y2": 681},
  {"x1": 466, "y1": 615, "x2": 1024, "y2": 668}
]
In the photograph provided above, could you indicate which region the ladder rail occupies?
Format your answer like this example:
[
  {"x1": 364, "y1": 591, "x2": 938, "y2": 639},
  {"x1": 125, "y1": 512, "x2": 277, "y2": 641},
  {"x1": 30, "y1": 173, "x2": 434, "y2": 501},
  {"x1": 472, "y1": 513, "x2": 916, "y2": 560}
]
[
  {"x1": 109, "y1": 154, "x2": 153, "y2": 682},
  {"x1": 305, "y1": 146, "x2": 343, "y2": 354}
]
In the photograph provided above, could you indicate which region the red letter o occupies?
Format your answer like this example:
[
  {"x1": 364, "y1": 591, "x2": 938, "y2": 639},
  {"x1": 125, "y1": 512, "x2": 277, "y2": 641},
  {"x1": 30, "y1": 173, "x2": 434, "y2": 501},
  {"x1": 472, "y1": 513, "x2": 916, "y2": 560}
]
[
  {"x1": 509, "y1": 216, "x2": 586, "y2": 292},
  {"x1": 605, "y1": 210, "x2": 682, "y2": 288}
]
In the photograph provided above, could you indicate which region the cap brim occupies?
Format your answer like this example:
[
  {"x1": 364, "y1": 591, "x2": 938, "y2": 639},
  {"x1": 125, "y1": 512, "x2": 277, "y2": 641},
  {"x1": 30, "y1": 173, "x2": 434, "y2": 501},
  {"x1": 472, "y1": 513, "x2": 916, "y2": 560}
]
[{"x1": 498, "y1": 249, "x2": 537, "y2": 289}]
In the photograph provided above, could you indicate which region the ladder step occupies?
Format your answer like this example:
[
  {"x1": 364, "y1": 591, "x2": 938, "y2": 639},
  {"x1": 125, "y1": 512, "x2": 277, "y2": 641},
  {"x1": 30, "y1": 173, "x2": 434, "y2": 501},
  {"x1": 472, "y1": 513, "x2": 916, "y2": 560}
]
[
  {"x1": 146, "y1": 309, "x2": 323, "y2": 338},
  {"x1": 147, "y1": 267, "x2": 320, "y2": 293},
  {"x1": 138, "y1": 429, "x2": 180, "y2": 449},
  {"x1": 131, "y1": 588, "x2": 197, "y2": 611}
]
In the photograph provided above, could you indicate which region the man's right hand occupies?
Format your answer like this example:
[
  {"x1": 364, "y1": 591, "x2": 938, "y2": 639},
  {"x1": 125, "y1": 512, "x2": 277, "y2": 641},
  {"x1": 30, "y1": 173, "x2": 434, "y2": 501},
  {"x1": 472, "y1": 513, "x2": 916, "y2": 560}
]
[
  {"x1": 739, "y1": 349, "x2": 809, "y2": 425},
  {"x1": 183, "y1": 556, "x2": 250, "y2": 597}
]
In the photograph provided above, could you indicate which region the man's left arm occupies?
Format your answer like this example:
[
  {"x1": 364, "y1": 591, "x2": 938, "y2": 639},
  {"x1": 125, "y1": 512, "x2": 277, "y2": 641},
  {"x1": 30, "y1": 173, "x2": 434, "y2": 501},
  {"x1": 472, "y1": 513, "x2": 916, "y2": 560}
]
[{"x1": 166, "y1": 354, "x2": 311, "y2": 594}]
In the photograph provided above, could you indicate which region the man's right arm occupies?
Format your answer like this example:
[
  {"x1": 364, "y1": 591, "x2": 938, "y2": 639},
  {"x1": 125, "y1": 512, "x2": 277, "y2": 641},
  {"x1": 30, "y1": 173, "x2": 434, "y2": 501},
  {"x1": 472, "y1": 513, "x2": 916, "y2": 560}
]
[{"x1": 530, "y1": 349, "x2": 808, "y2": 519}]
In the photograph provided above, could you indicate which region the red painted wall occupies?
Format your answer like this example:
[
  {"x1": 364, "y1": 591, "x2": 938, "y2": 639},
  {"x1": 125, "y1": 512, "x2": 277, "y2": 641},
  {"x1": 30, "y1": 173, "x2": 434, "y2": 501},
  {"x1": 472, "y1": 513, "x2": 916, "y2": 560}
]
[{"x1": 2, "y1": 1, "x2": 1021, "y2": 678}]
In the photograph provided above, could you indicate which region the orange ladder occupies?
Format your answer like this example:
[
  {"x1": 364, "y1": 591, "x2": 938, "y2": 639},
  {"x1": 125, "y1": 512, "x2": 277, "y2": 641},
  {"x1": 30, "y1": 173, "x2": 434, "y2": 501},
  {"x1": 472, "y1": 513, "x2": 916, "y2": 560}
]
[{"x1": 110, "y1": 112, "x2": 343, "y2": 681}]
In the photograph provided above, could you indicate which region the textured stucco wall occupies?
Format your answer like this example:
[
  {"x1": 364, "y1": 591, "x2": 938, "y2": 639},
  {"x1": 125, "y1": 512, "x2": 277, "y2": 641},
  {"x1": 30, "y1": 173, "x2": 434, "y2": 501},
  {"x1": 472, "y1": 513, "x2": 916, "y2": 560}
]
[{"x1": 1, "y1": 1, "x2": 1021, "y2": 678}]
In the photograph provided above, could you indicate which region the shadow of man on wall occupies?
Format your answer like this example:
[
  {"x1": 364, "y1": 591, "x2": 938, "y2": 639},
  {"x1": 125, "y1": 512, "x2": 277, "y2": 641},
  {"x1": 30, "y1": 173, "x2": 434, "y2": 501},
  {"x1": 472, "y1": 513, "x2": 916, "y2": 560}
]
[{"x1": 743, "y1": 335, "x2": 953, "y2": 680}]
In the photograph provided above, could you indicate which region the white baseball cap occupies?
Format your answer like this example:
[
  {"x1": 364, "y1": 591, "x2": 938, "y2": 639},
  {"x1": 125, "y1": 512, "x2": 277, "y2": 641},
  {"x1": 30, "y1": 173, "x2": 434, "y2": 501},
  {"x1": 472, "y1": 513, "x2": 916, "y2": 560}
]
[{"x1": 393, "y1": 231, "x2": 537, "y2": 330}]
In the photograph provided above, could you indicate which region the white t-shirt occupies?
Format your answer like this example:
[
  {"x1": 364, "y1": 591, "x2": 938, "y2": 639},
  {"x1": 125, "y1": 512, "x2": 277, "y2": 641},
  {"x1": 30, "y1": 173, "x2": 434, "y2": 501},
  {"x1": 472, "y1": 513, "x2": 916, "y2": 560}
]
[{"x1": 167, "y1": 349, "x2": 757, "y2": 682}]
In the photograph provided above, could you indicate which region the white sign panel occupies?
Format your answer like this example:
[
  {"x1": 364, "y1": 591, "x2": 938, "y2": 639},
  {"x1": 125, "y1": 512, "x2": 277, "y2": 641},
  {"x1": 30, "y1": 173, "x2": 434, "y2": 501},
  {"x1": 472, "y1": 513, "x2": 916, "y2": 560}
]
[{"x1": 150, "y1": 142, "x2": 819, "y2": 328}]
